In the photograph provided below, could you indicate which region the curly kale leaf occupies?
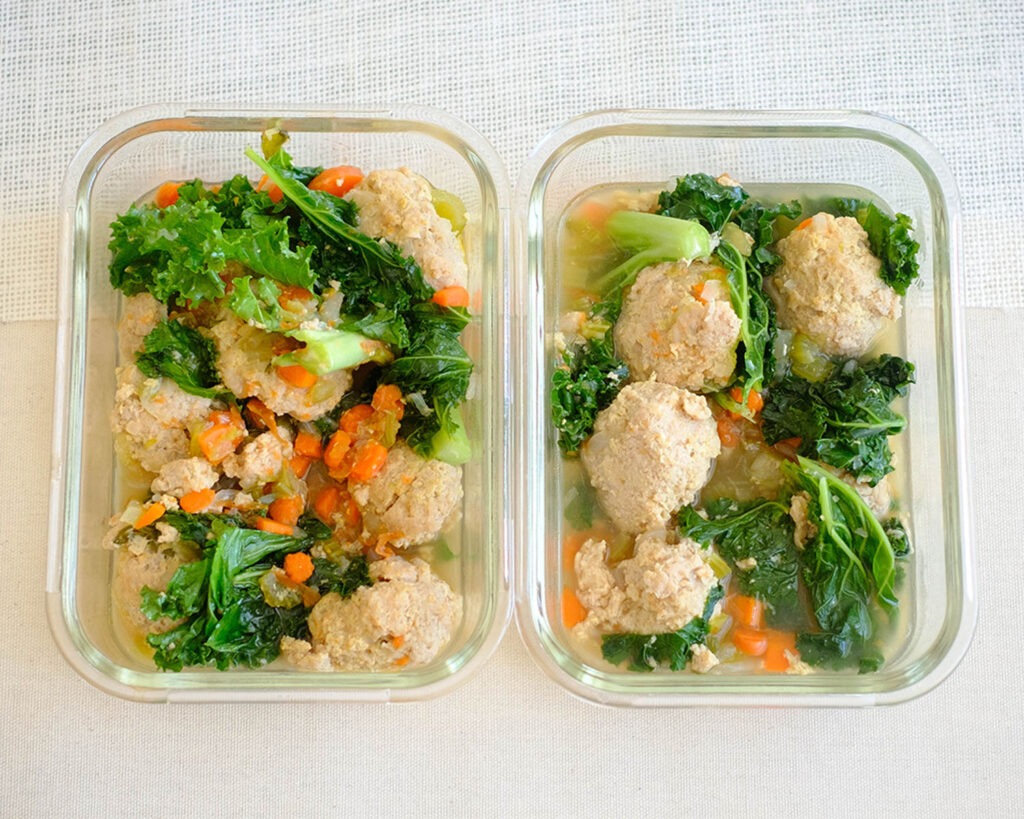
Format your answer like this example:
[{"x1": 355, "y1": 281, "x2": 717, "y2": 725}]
[
  {"x1": 551, "y1": 324, "x2": 629, "y2": 456},
  {"x1": 309, "y1": 555, "x2": 372, "y2": 599},
  {"x1": 109, "y1": 175, "x2": 316, "y2": 309},
  {"x1": 601, "y1": 585, "x2": 724, "y2": 672},
  {"x1": 762, "y1": 355, "x2": 915, "y2": 484},
  {"x1": 383, "y1": 303, "x2": 474, "y2": 462},
  {"x1": 678, "y1": 499, "x2": 805, "y2": 629},
  {"x1": 734, "y1": 198, "x2": 803, "y2": 278},
  {"x1": 658, "y1": 173, "x2": 749, "y2": 232},
  {"x1": 135, "y1": 319, "x2": 225, "y2": 399},
  {"x1": 831, "y1": 198, "x2": 920, "y2": 295}
]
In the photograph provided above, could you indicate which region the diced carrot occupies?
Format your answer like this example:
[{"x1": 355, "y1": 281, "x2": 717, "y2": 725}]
[
  {"x1": 313, "y1": 486, "x2": 341, "y2": 523},
  {"x1": 773, "y1": 436, "x2": 802, "y2": 455},
  {"x1": 339, "y1": 404, "x2": 374, "y2": 434},
  {"x1": 394, "y1": 655, "x2": 410, "y2": 667},
  {"x1": 283, "y1": 551, "x2": 315, "y2": 584},
  {"x1": 431, "y1": 285, "x2": 471, "y2": 309},
  {"x1": 256, "y1": 174, "x2": 283, "y2": 203},
  {"x1": 729, "y1": 386, "x2": 764, "y2": 414},
  {"x1": 294, "y1": 430, "x2": 323, "y2": 459},
  {"x1": 561, "y1": 587, "x2": 588, "y2": 629},
  {"x1": 245, "y1": 398, "x2": 278, "y2": 435},
  {"x1": 133, "y1": 502, "x2": 166, "y2": 530},
  {"x1": 276, "y1": 285, "x2": 314, "y2": 309},
  {"x1": 717, "y1": 415, "x2": 741, "y2": 448},
  {"x1": 308, "y1": 165, "x2": 364, "y2": 198},
  {"x1": 348, "y1": 440, "x2": 388, "y2": 483},
  {"x1": 795, "y1": 217, "x2": 813, "y2": 231},
  {"x1": 574, "y1": 199, "x2": 612, "y2": 229},
  {"x1": 726, "y1": 594, "x2": 765, "y2": 630},
  {"x1": 154, "y1": 181, "x2": 182, "y2": 208},
  {"x1": 390, "y1": 634, "x2": 405, "y2": 650},
  {"x1": 371, "y1": 383, "x2": 405, "y2": 420},
  {"x1": 342, "y1": 495, "x2": 361, "y2": 529},
  {"x1": 276, "y1": 364, "x2": 318, "y2": 389},
  {"x1": 731, "y1": 625, "x2": 768, "y2": 657},
  {"x1": 290, "y1": 454, "x2": 313, "y2": 479},
  {"x1": 763, "y1": 630, "x2": 797, "y2": 672},
  {"x1": 196, "y1": 406, "x2": 246, "y2": 463},
  {"x1": 197, "y1": 423, "x2": 243, "y2": 464},
  {"x1": 255, "y1": 516, "x2": 294, "y2": 536},
  {"x1": 691, "y1": 281, "x2": 707, "y2": 305},
  {"x1": 323, "y1": 430, "x2": 352, "y2": 470},
  {"x1": 269, "y1": 495, "x2": 304, "y2": 527},
  {"x1": 179, "y1": 488, "x2": 215, "y2": 514}
]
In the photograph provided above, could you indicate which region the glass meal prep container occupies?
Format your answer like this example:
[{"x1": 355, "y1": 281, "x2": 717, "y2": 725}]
[
  {"x1": 48, "y1": 105, "x2": 511, "y2": 702},
  {"x1": 513, "y1": 109, "x2": 976, "y2": 706}
]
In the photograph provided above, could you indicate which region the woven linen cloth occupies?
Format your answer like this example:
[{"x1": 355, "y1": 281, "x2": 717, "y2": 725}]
[{"x1": 2, "y1": 0, "x2": 1023, "y2": 816}]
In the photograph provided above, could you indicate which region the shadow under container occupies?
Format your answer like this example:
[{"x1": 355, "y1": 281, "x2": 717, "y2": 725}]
[
  {"x1": 513, "y1": 109, "x2": 975, "y2": 706},
  {"x1": 48, "y1": 105, "x2": 511, "y2": 702}
]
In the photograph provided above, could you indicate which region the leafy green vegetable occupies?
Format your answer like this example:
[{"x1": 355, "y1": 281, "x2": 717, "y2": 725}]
[
  {"x1": 762, "y1": 355, "x2": 915, "y2": 484},
  {"x1": 733, "y1": 199, "x2": 803, "y2": 278},
  {"x1": 551, "y1": 324, "x2": 629, "y2": 456},
  {"x1": 109, "y1": 197, "x2": 230, "y2": 304},
  {"x1": 601, "y1": 585, "x2": 724, "y2": 672},
  {"x1": 784, "y1": 456, "x2": 901, "y2": 670},
  {"x1": 717, "y1": 241, "x2": 775, "y2": 397},
  {"x1": 247, "y1": 146, "x2": 474, "y2": 464},
  {"x1": 309, "y1": 555, "x2": 372, "y2": 598},
  {"x1": 595, "y1": 210, "x2": 712, "y2": 296},
  {"x1": 678, "y1": 499, "x2": 804, "y2": 629},
  {"x1": 135, "y1": 320, "x2": 225, "y2": 399},
  {"x1": 563, "y1": 478, "x2": 597, "y2": 530},
  {"x1": 831, "y1": 198, "x2": 920, "y2": 295},
  {"x1": 383, "y1": 303, "x2": 474, "y2": 463},
  {"x1": 658, "y1": 175, "x2": 799, "y2": 398},
  {"x1": 141, "y1": 521, "x2": 314, "y2": 671},
  {"x1": 109, "y1": 183, "x2": 317, "y2": 313},
  {"x1": 226, "y1": 275, "x2": 282, "y2": 328},
  {"x1": 245, "y1": 147, "x2": 423, "y2": 298},
  {"x1": 658, "y1": 173, "x2": 749, "y2": 231}
]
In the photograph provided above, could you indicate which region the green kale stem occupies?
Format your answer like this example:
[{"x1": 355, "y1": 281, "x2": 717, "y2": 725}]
[
  {"x1": 594, "y1": 210, "x2": 712, "y2": 296},
  {"x1": 274, "y1": 328, "x2": 392, "y2": 375}
]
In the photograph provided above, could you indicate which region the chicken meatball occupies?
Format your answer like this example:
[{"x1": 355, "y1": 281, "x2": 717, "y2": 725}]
[
  {"x1": 222, "y1": 431, "x2": 293, "y2": 490},
  {"x1": 150, "y1": 457, "x2": 219, "y2": 499},
  {"x1": 350, "y1": 441, "x2": 462, "y2": 549},
  {"x1": 574, "y1": 530, "x2": 718, "y2": 635},
  {"x1": 117, "y1": 292, "x2": 167, "y2": 361},
  {"x1": 767, "y1": 213, "x2": 901, "y2": 357},
  {"x1": 280, "y1": 555, "x2": 462, "y2": 671},
  {"x1": 111, "y1": 535, "x2": 199, "y2": 635},
  {"x1": 581, "y1": 381, "x2": 719, "y2": 534},
  {"x1": 614, "y1": 260, "x2": 741, "y2": 392},
  {"x1": 111, "y1": 364, "x2": 213, "y2": 474},
  {"x1": 345, "y1": 168, "x2": 468, "y2": 290},
  {"x1": 208, "y1": 312, "x2": 351, "y2": 422}
]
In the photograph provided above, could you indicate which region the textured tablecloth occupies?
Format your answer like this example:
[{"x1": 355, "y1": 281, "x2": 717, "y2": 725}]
[{"x1": 2, "y1": 1, "x2": 1023, "y2": 816}]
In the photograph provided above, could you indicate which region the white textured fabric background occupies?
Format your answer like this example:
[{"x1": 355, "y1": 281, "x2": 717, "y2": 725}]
[{"x1": 2, "y1": 0, "x2": 1023, "y2": 816}]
